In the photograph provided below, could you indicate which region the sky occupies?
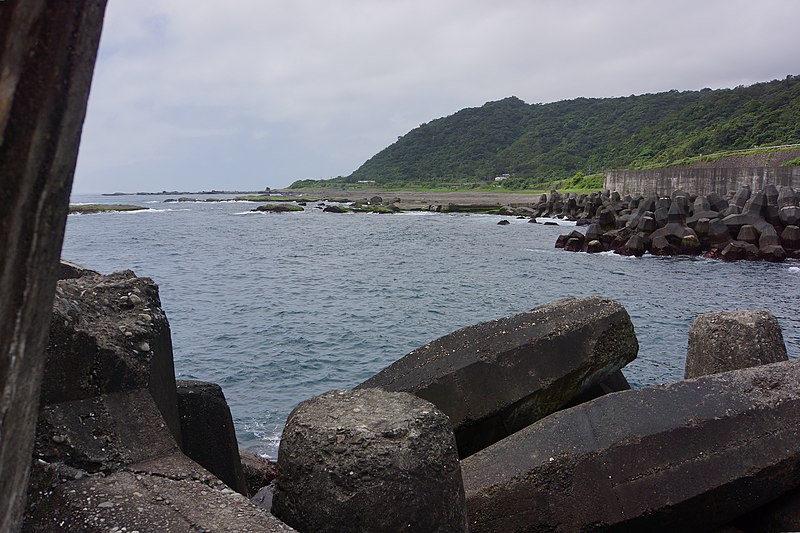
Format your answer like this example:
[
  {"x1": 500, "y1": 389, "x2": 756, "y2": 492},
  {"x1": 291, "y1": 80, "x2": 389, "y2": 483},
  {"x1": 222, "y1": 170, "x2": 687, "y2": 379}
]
[{"x1": 72, "y1": 0, "x2": 800, "y2": 194}]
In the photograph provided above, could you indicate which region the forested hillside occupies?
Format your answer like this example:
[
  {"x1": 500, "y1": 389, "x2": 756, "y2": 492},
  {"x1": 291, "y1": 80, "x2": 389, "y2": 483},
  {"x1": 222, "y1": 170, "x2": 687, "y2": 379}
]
[{"x1": 290, "y1": 75, "x2": 800, "y2": 190}]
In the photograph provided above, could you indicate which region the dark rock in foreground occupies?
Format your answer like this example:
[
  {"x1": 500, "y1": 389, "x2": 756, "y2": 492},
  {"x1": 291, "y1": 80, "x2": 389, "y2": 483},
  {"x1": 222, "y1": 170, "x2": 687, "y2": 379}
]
[
  {"x1": 358, "y1": 297, "x2": 638, "y2": 457},
  {"x1": 176, "y1": 380, "x2": 248, "y2": 495},
  {"x1": 240, "y1": 449, "x2": 279, "y2": 498},
  {"x1": 462, "y1": 360, "x2": 800, "y2": 532},
  {"x1": 26, "y1": 270, "x2": 295, "y2": 532},
  {"x1": 26, "y1": 452, "x2": 294, "y2": 532},
  {"x1": 685, "y1": 310, "x2": 788, "y2": 379},
  {"x1": 272, "y1": 389, "x2": 468, "y2": 533},
  {"x1": 58, "y1": 259, "x2": 99, "y2": 280},
  {"x1": 44, "y1": 270, "x2": 182, "y2": 443}
]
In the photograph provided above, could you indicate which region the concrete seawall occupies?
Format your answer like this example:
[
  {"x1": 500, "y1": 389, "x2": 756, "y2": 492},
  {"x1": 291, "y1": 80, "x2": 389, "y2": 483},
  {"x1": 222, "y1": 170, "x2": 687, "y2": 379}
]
[
  {"x1": 605, "y1": 166, "x2": 800, "y2": 197},
  {"x1": 604, "y1": 149, "x2": 800, "y2": 196}
]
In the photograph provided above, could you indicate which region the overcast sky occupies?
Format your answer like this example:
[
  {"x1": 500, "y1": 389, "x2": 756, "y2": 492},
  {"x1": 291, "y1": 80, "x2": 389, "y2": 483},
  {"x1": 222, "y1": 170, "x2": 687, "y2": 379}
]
[{"x1": 71, "y1": 0, "x2": 800, "y2": 194}]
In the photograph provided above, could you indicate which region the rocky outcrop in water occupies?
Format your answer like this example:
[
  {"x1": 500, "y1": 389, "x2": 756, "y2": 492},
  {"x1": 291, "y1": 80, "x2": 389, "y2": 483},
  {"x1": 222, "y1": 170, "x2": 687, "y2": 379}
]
[{"x1": 554, "y1": 185, "x2": 800, "y2": 261}]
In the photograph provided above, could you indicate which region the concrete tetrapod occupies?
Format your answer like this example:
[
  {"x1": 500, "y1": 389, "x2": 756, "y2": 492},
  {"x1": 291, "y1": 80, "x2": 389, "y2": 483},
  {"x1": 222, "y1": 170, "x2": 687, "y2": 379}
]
[
  {"x1": 26, "y1": 270, "x2": 296, "y2": 531},
  {"x1": 176, "y1": 380, "x2": 248, "y2": 495},
  {"x1": 462, "y1": 360, "x2": 800, "y2": 532},
  {"x1": 272, "y1": 389, "x2": 468, "y2": 533},
  {"x1": 358, "y1": 297, "x2": 638, "y2": 457},
  {"x1": 685, "y1": 310, "x2": 788, "y2": 379}
]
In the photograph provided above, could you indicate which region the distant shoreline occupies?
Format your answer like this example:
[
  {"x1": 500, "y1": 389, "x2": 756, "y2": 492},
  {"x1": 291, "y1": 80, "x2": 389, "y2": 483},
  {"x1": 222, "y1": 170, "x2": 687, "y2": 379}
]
[
  {"x1": 101, "y1": 190, "x2": 271, "y2": 196},
  {"x1": 97, "y1": 189, "x2": 559, "y2": 209}
]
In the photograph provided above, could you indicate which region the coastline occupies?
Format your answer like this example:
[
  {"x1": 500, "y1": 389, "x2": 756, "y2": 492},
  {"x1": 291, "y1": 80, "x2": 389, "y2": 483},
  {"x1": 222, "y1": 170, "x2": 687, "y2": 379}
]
[{"x1": 274, "y1": 189, "x2": 552, "y2": 210}]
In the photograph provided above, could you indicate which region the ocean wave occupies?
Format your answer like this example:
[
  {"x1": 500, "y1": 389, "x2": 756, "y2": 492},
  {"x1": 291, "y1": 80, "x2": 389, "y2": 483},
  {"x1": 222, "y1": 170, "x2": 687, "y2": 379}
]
[
  {"x1": 789, "y1": 266, "x2": 800, "y2": 273},
  {"x1": 240, "y1": 420, "x2": 282, "y2": 459},
  {"x1": 124, "y1": 208, "x2": 190, "y2": 213}
]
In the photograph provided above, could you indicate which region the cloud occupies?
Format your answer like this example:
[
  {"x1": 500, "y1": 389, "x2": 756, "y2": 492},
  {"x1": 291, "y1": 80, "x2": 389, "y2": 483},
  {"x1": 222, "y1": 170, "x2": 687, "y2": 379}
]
[{"x1": 73, "y1": 0, "x2": 800, "y2": 193}]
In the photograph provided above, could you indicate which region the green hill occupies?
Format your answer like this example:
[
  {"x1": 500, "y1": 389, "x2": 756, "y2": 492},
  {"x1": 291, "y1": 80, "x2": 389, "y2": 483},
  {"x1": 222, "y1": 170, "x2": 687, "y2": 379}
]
[{"x1": 290, "y1": 75, "x2": 800, "y2": 190}]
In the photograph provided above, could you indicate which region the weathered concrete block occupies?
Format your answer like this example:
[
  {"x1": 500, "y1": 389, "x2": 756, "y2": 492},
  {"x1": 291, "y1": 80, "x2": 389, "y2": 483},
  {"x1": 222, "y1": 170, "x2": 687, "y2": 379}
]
[
  {"x1": 463, "y1": 360, "x2": 800, "y2": 533},
  {"x1": 32, "y1": 389, "x2": 179, "y2": 477},
  {"x1": 685, "y1": 310, "x2": 788, "y2": 379},
  {"x1": 0, "y1": 2, "x2": 107, "y2": 529},
  {"x1": 176, "y1": 380, "x2": 247, "y2": 495},
  {"x1": 562, "y1": 369, "x2": 630, "y2": 409},
  {"x1": 44, "y1": 270, "x2": 181, "y2": 443},
  {"x1": 272, "y1": 389, "x2": 468, "y2": 533},
  {"x1": 359, "y1": 297, "x2": 638, "y2": 457},
  {"x1": 58, "y1": 259, "x2": 99, "y2": 280},
  {"x1": 25, "y1": 450, "x2": 295, "y2": 532}
]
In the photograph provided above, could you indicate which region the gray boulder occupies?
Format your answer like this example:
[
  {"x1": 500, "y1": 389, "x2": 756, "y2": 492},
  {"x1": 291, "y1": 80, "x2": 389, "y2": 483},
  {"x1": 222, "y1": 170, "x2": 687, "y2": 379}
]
[
  {"x1": 272, "y1": 389, "x2": 467, "y2": 533},
  {"x1": 463, "y1": 360, "x2": 800, "y2": 533},
  {"x1": 358, "y1": 297, "x2": 638, "y2": 457},
  {"x1": 685, "y1": 311, "x2": 788, "y2": 379}
]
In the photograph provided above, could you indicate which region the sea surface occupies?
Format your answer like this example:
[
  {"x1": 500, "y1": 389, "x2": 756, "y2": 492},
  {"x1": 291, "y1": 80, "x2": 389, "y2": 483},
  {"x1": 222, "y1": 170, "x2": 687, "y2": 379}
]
[{"x1": 64, "y1": 194, "x2": 800, "y2": 458}]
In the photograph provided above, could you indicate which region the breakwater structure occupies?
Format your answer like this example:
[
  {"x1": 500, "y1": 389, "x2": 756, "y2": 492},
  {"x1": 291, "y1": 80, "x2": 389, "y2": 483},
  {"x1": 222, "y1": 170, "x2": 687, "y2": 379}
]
[
  {"x1": 24, "y1": 267, "x2": 800, "y2": 531},
  {"x1": 603, "y1": 146, "x2": 800, "y2": 197}
]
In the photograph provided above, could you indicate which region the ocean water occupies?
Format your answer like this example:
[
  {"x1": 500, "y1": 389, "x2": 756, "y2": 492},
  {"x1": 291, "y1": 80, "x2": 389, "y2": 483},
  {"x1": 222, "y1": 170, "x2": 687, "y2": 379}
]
[{"x1": 63, "y1": 194, "x2": 800, "y2": 458}]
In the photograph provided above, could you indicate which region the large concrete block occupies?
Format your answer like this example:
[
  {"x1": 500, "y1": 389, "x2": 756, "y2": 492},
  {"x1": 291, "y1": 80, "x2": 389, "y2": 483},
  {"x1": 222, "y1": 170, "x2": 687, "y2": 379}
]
[
  {"x1": 0, "y1": 2, "x2": 107, "y2": 529},
  {"x1": 32, "y1": 389, "x2": 178, "y2": 477},
  {"x1": 25, "y1": 449, "x2": 295, "y2": 532},
  {"x1": 272, "y1": 389, "x2": 468, "y2": 533},
  {"x1": 176, "y1": 380, "x2": 248, "y2": 495},
  {"x1": 358, "y1": 297, "x2": 638, "y2": 456},
  {"x1": 685, "y1": 310, "x2": 788, "y2": 379},
  {"x1": 463, "y1": 360, "x2": 800, "y2": 532},
  {"x1": 44, "y1": 270, "x2": 182, "y2": 443}
]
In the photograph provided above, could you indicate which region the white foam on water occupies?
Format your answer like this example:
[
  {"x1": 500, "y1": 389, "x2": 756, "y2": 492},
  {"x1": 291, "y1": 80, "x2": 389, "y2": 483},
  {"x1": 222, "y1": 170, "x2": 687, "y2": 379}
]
[
  {"x1": 789, "y1": 266, "x2": 800, "y2": 273},
  {"x1": 534, "y1": 217, "x2": 578, "y2": 227},
  {"x1": 131, "y1": 208, "x2": 187, "y2": 213}
]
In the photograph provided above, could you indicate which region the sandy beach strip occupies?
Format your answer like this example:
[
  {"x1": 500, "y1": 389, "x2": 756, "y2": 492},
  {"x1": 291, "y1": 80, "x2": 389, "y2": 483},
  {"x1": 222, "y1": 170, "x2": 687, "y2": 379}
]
[{"x1": 275, "y1": 189, "x2": 549, "y2": 210}]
